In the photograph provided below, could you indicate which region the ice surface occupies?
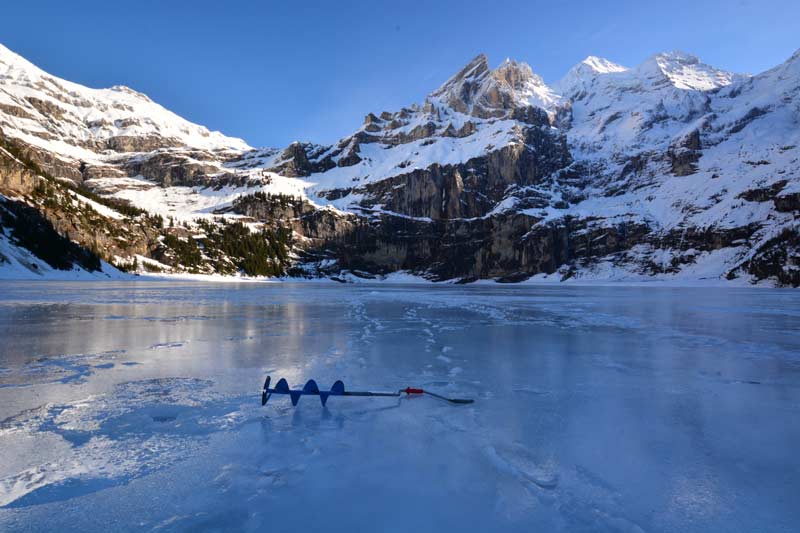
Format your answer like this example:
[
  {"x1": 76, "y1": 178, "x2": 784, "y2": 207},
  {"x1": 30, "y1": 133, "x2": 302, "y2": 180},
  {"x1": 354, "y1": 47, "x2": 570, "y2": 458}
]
[{"x1": 0, "y1": 282, "x2": 798, "y2": 531}]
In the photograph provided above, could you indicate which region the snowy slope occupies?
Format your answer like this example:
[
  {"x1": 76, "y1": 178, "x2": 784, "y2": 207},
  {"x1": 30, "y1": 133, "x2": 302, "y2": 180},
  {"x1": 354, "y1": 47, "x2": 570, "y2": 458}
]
[
  {"x1": 553, "y1": 55, "x2": 628, "y2": 98},
  {"x1": 542, "y1": 50, "x2": 798, "y2": 228},
  {"x1": 0, "y1": 43, "x2": 250, "y2": 165},
  {"x1": 556, "y1": 52, "x2": 746, "y2": 161}
]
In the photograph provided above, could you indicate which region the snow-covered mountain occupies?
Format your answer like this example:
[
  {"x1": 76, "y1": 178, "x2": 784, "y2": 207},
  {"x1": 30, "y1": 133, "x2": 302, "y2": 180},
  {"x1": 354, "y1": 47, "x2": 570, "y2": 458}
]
[
  {"x1": 0, "y1": 43, "x2": 250, "y2": 188},
  {"x1": 0, "y1": 44, "x2": 248, "y2": 154},
  {"x1": 0, "y1": 44, "x2": 797, "y2": 285},
  {"x1": 429, "y1": 54, "x2": 565, "y2": 118}
]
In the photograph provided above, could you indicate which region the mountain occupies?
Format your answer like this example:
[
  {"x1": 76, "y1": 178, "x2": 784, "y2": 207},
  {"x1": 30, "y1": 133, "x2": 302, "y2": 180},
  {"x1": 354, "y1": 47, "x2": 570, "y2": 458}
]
[
  {"x1": 0, "y1": 44, "x2": 797, "y2": 285},
  {"x1": 429, "y1": 54, "x2": 565, "y2": 118}
]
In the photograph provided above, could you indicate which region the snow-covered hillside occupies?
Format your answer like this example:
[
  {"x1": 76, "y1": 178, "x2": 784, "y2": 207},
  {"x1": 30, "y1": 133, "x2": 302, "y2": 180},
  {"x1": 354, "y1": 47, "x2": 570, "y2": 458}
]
[
  {"x1": 0, "y1": 44, "x2": 249, "y2": 160},
  {"x1": 0, "y1": 43, "x2": 797, "y2": 285}
]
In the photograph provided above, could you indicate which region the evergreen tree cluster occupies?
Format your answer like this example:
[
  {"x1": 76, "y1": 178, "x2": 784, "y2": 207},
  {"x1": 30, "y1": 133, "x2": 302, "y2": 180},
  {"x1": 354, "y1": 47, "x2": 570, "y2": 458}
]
[
  {"x1": 162, "y1": 233, "x2": 203, "y2": 269},
  {"x1": 232, "y1": 191, "x2": 299, "y2": 216},
  {"x1": 197, "y1": 219, "x2": 292, "y2": 276}
]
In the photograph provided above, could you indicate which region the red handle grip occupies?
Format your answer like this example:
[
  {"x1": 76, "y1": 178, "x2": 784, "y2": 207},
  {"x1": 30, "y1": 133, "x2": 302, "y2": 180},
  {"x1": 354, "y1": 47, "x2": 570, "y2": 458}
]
[{"x1": 404, "y1": 387, "x2": 424, "y2": 395}]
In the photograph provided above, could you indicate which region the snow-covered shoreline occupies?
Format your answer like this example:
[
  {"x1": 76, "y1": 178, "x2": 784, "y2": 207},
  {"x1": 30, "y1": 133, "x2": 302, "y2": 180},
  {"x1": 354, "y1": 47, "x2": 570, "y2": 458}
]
[{"x1": 0, "y1": 265, "x2": 779, "y2": 288}]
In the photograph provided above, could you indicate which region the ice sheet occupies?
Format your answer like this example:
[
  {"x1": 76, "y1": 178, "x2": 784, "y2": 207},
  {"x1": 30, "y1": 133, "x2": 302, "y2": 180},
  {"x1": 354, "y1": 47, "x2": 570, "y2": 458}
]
[{"x1": 0, "y1": 282, "x2": 798, "y2": 531}]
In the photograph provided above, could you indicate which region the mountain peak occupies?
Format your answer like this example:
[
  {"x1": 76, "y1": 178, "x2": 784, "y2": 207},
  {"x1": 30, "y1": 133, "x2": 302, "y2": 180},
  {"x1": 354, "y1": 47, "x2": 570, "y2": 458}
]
[
  {"x1": 432, "y1": 54, "x2": 490, "y2": 96},
  {"x1": 430, "y1": 54, "x2": 562, "y2": 118},
  {"x1": 493, "y1": 58, "x2": 538, "y2": 87},
  {"x1": 580, "y1": 55, "x2": 628, "y2": 74},
  {"x1": 639, "y1": 51, "x2": 742, "y2": 90},
  {"x1": 652, "y1": 50, "x2": 701, "y2": 64},
  {"x1": 554, "y1": 55, "x2": 627, "y2": 96},
  {"x1": 108, "y1": 84, "x2": 154, "y2": 103}
]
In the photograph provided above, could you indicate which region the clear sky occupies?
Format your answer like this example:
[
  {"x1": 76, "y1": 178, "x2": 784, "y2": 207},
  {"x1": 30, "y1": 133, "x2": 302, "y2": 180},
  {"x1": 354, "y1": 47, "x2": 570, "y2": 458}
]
[{"x1": 1, "y1": 0, "x2": 797, "y2": 148}]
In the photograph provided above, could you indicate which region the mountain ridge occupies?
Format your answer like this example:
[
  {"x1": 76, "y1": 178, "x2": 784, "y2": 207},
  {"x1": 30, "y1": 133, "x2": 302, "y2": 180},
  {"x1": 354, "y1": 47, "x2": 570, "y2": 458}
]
[{"x1": 0, "y1": 44, "x2": 797, "y2": 285}]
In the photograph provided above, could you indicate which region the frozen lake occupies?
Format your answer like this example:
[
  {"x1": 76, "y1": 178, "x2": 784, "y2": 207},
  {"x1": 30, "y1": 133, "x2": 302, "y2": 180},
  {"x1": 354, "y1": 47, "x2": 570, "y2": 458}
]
[{"x1": 0, "y1": 281, "x2": 798, "y2": 532}]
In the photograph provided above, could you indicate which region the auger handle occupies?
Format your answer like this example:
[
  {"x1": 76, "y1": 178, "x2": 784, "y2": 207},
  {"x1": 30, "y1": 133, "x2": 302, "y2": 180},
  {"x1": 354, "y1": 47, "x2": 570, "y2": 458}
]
[{"x1": 404, "y1": 387, "x2": 424, "y2": 395}]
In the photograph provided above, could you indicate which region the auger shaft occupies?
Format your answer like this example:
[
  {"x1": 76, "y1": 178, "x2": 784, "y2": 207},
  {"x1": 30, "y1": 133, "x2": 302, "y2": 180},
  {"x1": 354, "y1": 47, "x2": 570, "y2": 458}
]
[
  {"x1": 419, "y1": 389, "x2": 474, "y2": 404},
  {"x1": 340, "y1": 391, "x2": 401, "y2": 397}
]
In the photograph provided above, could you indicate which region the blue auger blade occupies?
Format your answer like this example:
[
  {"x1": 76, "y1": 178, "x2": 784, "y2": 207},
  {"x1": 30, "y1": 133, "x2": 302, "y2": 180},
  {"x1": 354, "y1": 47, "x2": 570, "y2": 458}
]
[
  {"x1": 321, "y1": 379, "x2": 346, "y2": 406},
  {"x1": 301, "y1": 379, "x2": 318, "y2": 406},
  {"x1": 274, "y1": 378, "x2": 291, "y2": 393},
  {"x1": 331, "y1": 380, "x2": 345, "y2": 395},
  {"x1": 289, "y1": 391, "x2": 301, "y2": 406},
  {"x1": 274, "y1": 378, "x2": 302, "y2": 405},
  {"x1": 303, "y1": 379, "x2": 320, "y2": 393},
  {"x1": 303, "y1": 379, "x2": 326, "y2": 406},
  {"x1": 261, "y1": 376, "x2": 272, "y2": 406}
]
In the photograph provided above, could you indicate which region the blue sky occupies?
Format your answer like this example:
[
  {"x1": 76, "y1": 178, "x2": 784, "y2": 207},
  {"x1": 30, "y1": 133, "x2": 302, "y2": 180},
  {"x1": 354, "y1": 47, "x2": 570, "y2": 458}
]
[{"x1": 2, "y1": 0, "x2": 797, "y2": 148}]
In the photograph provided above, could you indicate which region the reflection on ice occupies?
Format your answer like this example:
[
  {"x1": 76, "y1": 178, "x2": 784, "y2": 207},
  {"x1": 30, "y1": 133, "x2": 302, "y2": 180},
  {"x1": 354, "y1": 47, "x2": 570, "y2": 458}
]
[{"x1": 0, "y1": 281, "x2": 798, "y2": 531}]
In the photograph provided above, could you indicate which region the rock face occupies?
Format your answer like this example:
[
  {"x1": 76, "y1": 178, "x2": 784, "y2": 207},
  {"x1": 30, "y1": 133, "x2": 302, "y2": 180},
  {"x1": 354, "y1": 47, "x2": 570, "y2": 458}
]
[
  {"x1": 346, "y1": 122, "x2": 570, "y2": 221},
  {"x1": 0, "y1": 134, "x2": 38, "y2": 194},
  {"x1": 1, "y1": 43, "x2": 799, "y2": 285}
]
